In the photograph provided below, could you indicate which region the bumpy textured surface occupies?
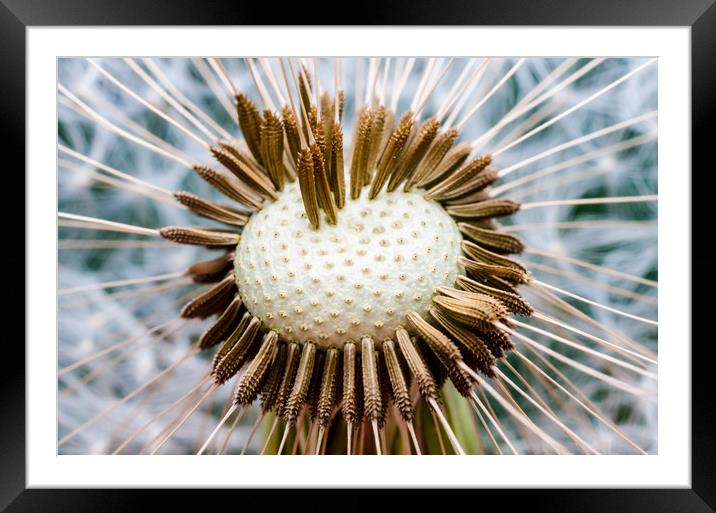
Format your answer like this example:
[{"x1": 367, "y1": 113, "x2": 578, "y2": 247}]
[{"x1": 235, "y1": 182, "x2": 463, "y2": 349}]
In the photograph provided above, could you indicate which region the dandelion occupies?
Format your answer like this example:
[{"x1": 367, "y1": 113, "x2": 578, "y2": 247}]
[{"x1": 58, "y1": 57, "x2": 657, "y2": 455}]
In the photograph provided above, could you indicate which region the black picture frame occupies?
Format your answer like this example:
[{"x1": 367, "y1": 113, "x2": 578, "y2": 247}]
[{"x1": 3, "y1": 1, "x2": 712, "y2": 511}]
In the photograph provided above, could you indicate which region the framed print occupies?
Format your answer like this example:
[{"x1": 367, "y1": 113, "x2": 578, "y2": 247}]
[{"x1": 3, "y1": 0, "x2": 714, "y2": 510}]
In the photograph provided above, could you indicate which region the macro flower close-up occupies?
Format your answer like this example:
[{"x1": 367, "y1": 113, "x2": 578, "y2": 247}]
[{"x1": 57, "y1": 56, "x2": 658, "y2": 455}]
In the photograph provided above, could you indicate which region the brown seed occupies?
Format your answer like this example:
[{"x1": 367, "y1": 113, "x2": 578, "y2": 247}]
[
  {"x1": 297, "y1": 66, "x2": 313, "y2": 140},
  {"x1": 342, "y1": 341, "x2": 360, "y2": 426},
  {"x1": 406, "y1": 311, "x2": 463, "y2": 362},
  {"x1": 311, "y1": 144, "x2": 338, "y2": 224},
  {"x1": 458, "y1": 222, "x2": 525, "y2": 254},
  {"x1": 330, "y1": 124, "x2": 346, "y2": 209},
  {"x1": 198, "y1": 296, "x2": 242, "y2": 349},
  {"x1": 405, "y1": 128, "x2": 458, "y2": 191},
  {"x1": 383, "y1": 339, "x2": 414, "y2": 421},
  {"x1": 159, "y1": 226, "x2": 239, "y2": 248},
  {"x1": 363, "y1": 105, "x2": 387, "y2": 186},
  {"x1": 377, "y1": 351, "x2": 390, "y2": 429},
  {"x1": 234, "y1": 331, "x2": 278, "y2": 405},
  {"x1": 432, "y1": 294, "x2": 508, "y2": 332},
  {"x1": 456, "y1": 275, "x2": 533, "y2": 316},
  {"x1": 447, "y1": 198, "x2": 521, "y2": 219},
  {"x1": 210, "y1": 145, "x2": 277, "y2": 200},
  {"x1": 275, "y1": 343, "x2": 301, "y2": 417},
  {"x1": 369, "y1": 113, "x2": 413, "y2": 199},
  {"x1": 424, "y1": 155, "x2": 494, "y2": 201},
  {"x1": 180, "y1": 274, "x2": 236, "y2": 319},
  {"x1": 259, "y1": 342, "x2": 287, "y2": 413},
  {"x1": 361, "y1": 336, "x2": 382, "y2": 422},
  {"x1": 380, "y1": 111, "x2": 396, "y2": 151},
  {"x1": 307, "y1": 105, "x2": 320, "y2": 140},
  {"x1": 420, "y1": 141, "x2": 472, "y2": 189},
  {"x1": 192, "y1": 165, "x2": 263, "y2": 210},
  {"x1": 212, "y1": 312, "x2": 251, "y2": 370},
  {"x1": 443, "y1": 188, "x2": 493, "y2": 206},
  {"x1": 354, "y1": 352, "x2": 365, "y2": 423},
  {"x1": 461, "y1": 240, "x2": 529, "y2": 277},
  {"x1": 320, "y1": 95, "x2": 335, "y2": 174},
  {"x1": 414, "y1": 334, "x2": 447, "y2": 390},
  {"x1": 282, "y1": 106, "x2": 301, "y2": 166},
  {"x1": 296, "y1": 148, "x2": 321, "y2": 229},
  {"x1": 387, "y1": 117, "x2": 440, "y2": 192},
  {"x1": 441, "y1": 353, "x2": 475, "y2": 396},
  {"x1": 212, "y1": 316, "x2": 261, "y2": 384},
  {"x1": 185, "y1": 252, "x2": 234, "y2": 283},
  {"x1": 320, "y1": 92, "x2": 335, "y2": 126},
  {"x1": 415, "y1": 316, "x2": 476, "y2": 396},
  {"x1": 307, "y1": 351, "x2": 325, "y2": 420},
  {"x1": 173, "y1": 191, "x2": 248, "y2": 226},
  {"x1": 349, "y1": 107, "x2": 373, "y2": 200},
  {"x1": 395, "y1": 327, "x2": 439, "y2": 401},
  {"x1": 217, "y1": 140, "x2": 268, "y2": 178},
  {"x1": 283, "y1": 342, "x2": 317, "y2": 424},
  {"x1": 337, "y1": 90, "x2": 345, "y2": 121},
  {"x1": 317, "y1": 348, "x2": 340, "y2": 427},
  {"x1": 259, "y1": 110, "x2": 287, "y2": 191},
  {"x1": 478, "y1": 323, "x2": 514, "y2": 358},
  {"x1": 236, "y1": 93, "x2": 264, "y2": 164},
  {"x1": 429, "y1": 306, "x2": 496, "y2": 377},
  {"x1": 459, "y1": 256, "x2": 530, "y2": 284}
]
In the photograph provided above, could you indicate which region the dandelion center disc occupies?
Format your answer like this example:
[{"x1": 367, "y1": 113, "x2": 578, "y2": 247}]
[{"x1": 234, "y1": 182, "x2": 463, "y2": 349}]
